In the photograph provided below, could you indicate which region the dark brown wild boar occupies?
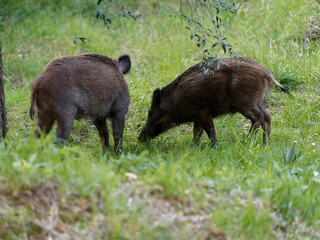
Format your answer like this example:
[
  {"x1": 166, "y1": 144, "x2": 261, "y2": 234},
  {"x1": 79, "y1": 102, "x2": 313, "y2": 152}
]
[
  {"x1": 30, "y1": 53, "x2": 131, "y2": 153},
  {"x1": 138, "y1": 57, "x2": 289, "y2": 145}
]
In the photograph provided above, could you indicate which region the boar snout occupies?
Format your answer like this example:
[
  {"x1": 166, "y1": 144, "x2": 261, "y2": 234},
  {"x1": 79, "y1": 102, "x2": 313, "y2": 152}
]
[
  {"x1": 138, "y1": 121, "x2": 166, "y2": 142},
  {"x1": 138, "y1": 125, "x2": 158, "y2": 142},
  {"x1": 138, "y1": 120, "x2": 168, "y2": 142},
  {"x1": 137, "y1": 129, "x2": 148, "y2": 142}
]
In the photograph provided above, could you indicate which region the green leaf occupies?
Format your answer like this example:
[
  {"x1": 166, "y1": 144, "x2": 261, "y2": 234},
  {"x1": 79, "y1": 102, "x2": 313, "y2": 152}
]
[
  {"x1": 74, "y1": 37, "x2": 87, "y2": 44},
  {"x1": 222, "y1": 44, "x2": 226, "y2": 54},
  {"x1": 212, "y1": 42, "x2": 219, "y2": 48},
  {"x1": 202, "y1": 39, "x2": 206, "y2": 46},
  {"x1": 96, "y1": 10, "x2": 101, "y2": 19}
]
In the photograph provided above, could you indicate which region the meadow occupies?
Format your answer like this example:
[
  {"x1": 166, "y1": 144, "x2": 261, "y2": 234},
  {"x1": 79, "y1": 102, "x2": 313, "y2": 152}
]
[{"x1": 0, "y1": 0, "x2": 320, "y2": 239}]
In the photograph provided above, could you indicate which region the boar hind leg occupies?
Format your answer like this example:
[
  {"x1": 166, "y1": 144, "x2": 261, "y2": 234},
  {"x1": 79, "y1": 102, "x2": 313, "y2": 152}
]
[
  {"x1": 94, "y1": 118, "x2": 110, "y2": 152},
  {"x1": 261, "y1": 111, "x2": 271, "y2": 144},
  {"x1": 258, "y1": 101, "x2": 271, "y2": 144},
  {"x1": 111, "y1": 97, "x2": 128, "y2": 153},
  {"x1": 243, "y1": 108, "x2": 264, "y2": 141},
  {"x1": 111, "y1": 114, "x2": 125, "y2": 153},
  {"x1": 35, "y1": 111, "x2": 55, "y2": 138},
  {"x1": 198, "y1": 115, "x2": 217, "y2": 146},
  {"x1": 192, "y1": 122, "x2": 204, "y2": 144},
  {"x1": 56, "y1": 108, "x2": 76, "y2": 143}
]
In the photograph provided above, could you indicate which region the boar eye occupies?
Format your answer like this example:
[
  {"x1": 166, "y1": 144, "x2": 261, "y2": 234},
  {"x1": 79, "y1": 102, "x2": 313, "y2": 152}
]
[{"x1": 148, "y1": 109, "x2": 153, "y2": 116}]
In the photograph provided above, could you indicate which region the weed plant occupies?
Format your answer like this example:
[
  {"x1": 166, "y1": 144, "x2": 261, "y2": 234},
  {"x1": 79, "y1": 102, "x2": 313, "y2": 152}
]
[{"x1": 0, "y1": 0, "x2": 320, "y2": 239}]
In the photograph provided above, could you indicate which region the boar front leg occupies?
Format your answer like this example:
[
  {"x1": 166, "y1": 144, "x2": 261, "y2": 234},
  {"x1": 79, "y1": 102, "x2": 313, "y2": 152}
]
[
  {"x1": 94, "y1": 117, "x2": 110, "y2": 152},
  {"x1": 192, "y1": 121, "x2": 204, "y2": 144},
  {"x1": 198, "y1": 115, "x2": 217, "y2": 146}
]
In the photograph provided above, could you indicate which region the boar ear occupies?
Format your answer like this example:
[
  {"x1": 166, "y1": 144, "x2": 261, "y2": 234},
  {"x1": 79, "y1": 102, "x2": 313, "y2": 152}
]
[
  {"x1": 117, "y1": 55, "x2": 131, "y2": 74},
  {"x1": 151, "y1": 88, "x2": 161, "y2": 108}
]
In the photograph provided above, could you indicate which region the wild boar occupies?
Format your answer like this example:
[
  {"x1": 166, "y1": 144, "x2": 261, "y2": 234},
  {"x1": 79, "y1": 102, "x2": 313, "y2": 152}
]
[
  {"x1": 138, "y1": 57, "x2": 288, "y2": 145},
  {"x1": 30, "y1": 53, "x2": 131, "y2": 153}
]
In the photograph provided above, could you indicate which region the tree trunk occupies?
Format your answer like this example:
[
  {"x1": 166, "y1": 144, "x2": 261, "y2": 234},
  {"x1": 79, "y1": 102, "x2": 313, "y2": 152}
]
[{"x1": 0, "y1": 39, "x2": 9, "y2": 138}]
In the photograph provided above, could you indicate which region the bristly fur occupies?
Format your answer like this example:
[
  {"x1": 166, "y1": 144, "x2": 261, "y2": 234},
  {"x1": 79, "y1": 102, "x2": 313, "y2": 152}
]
[
  {"x1": 80, "y1": 53, "x2": 117, "y2": 68},
  {"x1": 161, "y1": 57, "x2": 289, "y2": 97},
  {"x1": 29, "y1": 83, "x2": 40, "y2": 120},
  {"x1": 161, "y1": 65, "x2": 199, "y2": 97},
  {"x1": 29, "y1": 102, "x2": 35, "y2": 120},
  {"x1": 29, "y1": 53, "x2": 131, "y2": 153},
  {"x1": 139, "y1": 56, "x2": 288, "y2": 145}
]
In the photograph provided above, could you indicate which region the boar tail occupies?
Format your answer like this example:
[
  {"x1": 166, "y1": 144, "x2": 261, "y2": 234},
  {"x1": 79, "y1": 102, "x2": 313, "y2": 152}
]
[
  {"x1": 117, "y1": 55, "x2": 131, "y2": 75},
  {"x1": 269, "y1": 74, "x2": 290, "y2": 96},
  {"x1": 29, "y1": 89, "x2": 37, "y2": 120}
]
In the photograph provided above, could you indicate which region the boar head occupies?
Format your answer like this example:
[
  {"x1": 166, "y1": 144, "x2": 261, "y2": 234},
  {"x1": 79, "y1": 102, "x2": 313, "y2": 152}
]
[{"x1": 138, "y1": 88, "x2": 173, "y2": 141}]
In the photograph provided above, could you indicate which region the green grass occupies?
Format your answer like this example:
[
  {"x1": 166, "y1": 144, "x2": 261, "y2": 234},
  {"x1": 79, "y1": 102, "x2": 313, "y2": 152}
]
[{"x1": 1, "y1": 0, "x2": 320, "y2": 239}]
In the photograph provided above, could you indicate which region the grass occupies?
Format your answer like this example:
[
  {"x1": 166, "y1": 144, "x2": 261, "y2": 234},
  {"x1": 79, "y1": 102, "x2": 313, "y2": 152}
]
[{"x1": 1, "y1": 0, "x2": 320, "y2": 239}]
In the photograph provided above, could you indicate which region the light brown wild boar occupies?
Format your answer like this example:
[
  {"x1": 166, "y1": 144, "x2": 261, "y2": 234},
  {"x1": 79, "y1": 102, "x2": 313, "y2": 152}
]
[
  {"x1": 30, "y1": 53, "x2": 131, "y2": 153},
  {"x1": 138, "y1": 57, "x2": 289, "y2": 145}
]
